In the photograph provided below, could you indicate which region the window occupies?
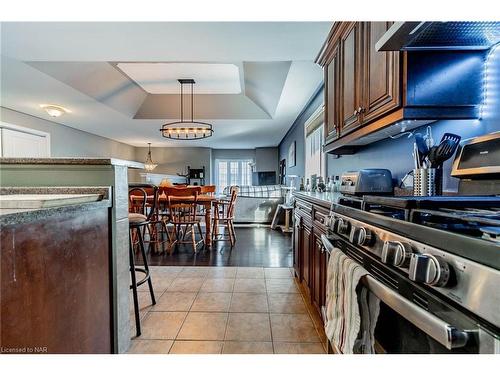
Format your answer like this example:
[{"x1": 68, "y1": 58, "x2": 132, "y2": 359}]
[
  {"x1": 304, "y1": 105, "x2": 325, "y2": 181},
  {"x1": 215, "y1": 159, "x2": 253, "y2": 192}
]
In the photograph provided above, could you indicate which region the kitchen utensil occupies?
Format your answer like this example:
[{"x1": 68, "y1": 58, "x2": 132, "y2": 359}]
[
  {"x1": 412, "y1": 149, "x2": 418, "y2": 170},
  {"x1": 415, "y1": 133, "x2": 429, "y2": 155},
  {"x1": 436, "y1": 133, "x2": 461, "y2": 163},
  {"x1": 414, "y1": 134, "x2": 428, "y2": 166},
  {"x1": 440, "y1": 133, "x2": 461, "y2": 146},
  {"x1": 432, "y1": 139, "x2": 460, "y2": 168},
  {"x1": 413, "y1": 142, "x2": 420, "y2": 169},
  {"x1": 426, "y1": 145, "x2": 438, "y2": 168},
  {"x1": 424, "y1": 126, "x2": 434, "y2": 150}
]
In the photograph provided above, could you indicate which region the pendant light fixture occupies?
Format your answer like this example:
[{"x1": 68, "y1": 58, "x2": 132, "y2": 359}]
[
  {"x1": 144, "y1": 143, "x2": 157, "y2": 172},
  {"x1": 160, "y1": 79, "x2": 214, "y2": 140}
]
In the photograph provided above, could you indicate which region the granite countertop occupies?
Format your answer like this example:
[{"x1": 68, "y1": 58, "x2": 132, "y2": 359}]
[
  {"x1": 0, "y1": 186, "x2": 112, "y2": 226},
  {"x1": 0, "y1": 157, "x2": 144, "y2": 169}
]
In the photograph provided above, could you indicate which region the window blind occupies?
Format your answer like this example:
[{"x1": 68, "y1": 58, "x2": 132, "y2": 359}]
[{"x1": 305, "y1": 104, "x2": 325, "y2": 137}]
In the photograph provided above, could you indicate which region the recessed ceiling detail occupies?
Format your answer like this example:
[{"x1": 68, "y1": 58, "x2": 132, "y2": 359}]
[{"x1": 116, "y1": 62, "x2": 241, "y2": 94}]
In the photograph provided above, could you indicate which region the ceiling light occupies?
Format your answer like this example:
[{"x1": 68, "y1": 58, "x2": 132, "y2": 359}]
[
  {"x1": 39, "y1": 104, "x2": 70, "y2": 117},
  {"x1": 144, "y1": 143, "x2": 157, "y2": 172},
  {"x1": 160, "y1": 79, "x2": 214, "y2": 140}
]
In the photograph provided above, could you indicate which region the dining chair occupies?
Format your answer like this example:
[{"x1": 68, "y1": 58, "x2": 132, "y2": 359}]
[
  {"x1": 212, "y1": 187, "x2": 239, "y2": 247},
  {"x1": 163, "y1": 186, "x2": 204, "y2": 253},
  {"x1": 127, "y1": 185, "x2": 157, "y2": 337}
]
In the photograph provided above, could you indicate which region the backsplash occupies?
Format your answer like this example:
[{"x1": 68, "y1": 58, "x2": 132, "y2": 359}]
[{"x1": 326, "y1": 119, "x2": 498, "y2": 192}]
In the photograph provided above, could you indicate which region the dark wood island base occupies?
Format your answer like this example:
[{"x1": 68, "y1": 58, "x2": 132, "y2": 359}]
[{"x1": 1, "y1": 198, "x2": 113, "y2": 354}]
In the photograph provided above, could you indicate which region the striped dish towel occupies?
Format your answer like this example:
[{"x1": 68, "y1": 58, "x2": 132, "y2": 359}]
[{"x1": 324, "y1": 246, "x2": 379, "y2": 354}]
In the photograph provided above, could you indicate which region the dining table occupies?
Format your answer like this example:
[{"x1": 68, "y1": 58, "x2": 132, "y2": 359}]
[{"x1": 130, "y1": 192, "x2": 224, "y2": 247}]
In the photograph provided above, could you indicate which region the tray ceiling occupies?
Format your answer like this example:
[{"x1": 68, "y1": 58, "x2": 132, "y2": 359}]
[{"x1": 116, "y1": 62, "x2": 242, "y2": 94}]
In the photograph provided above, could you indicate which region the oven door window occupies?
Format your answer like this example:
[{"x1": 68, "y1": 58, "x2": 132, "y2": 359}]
[{"x1": 374, "y1": 302, "x2": 478, "y2": 354}]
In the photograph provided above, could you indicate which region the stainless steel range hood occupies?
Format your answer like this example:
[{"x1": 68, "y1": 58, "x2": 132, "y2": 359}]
[{"x1": 376, "y1": 21, "x2": 500, "y2": 51}]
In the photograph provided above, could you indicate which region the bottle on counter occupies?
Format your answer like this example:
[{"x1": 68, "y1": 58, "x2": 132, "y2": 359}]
[
  {"x1": 325, "y1": 177, "x2": 331, "y2": 192},
  {"x1": 299, "y1": 177, "x2": 305, "y2": 191},
  {"x1": 317, "y1": 176, "x2": 326, "y2": 192},
  {"x1": 333, "y1": 175, "x2": 340, "y2": 192},
  {"x1": 305, "y1": 178, "x2": 311, "y2": 192}
]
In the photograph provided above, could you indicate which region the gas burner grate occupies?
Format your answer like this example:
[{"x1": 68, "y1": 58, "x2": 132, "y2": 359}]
[{"x1": 410, "y1": 207, "x2": 500, "y2": 242}]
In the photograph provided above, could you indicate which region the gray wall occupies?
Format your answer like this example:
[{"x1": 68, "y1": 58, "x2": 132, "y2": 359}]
[
  {"x1": 134, "y1": 146, "x2": 212, "y2": 184},
  {"x1": 1, "y1": 107, "x2": 136, "y2": 160},
  {"x1": 255, "y1": 147, "x2": 279, "y2": 174},
  {"x1": 278, "y1": 85, "x2": 324, "y2": 180}
]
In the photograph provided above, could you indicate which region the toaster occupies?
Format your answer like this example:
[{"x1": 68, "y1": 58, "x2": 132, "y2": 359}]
[{"x1": 339, "y1": 169, "x2": 393, "y2": 195}]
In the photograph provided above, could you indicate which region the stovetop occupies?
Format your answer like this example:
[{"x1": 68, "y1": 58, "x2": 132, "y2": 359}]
[{"x1": 338, "y1": 194, "x2": 500, "y2": 242}]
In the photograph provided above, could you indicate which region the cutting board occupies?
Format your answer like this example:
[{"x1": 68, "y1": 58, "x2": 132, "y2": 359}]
[{"x1": 0, "y1": 194, "x2": 102, "y2": 209}]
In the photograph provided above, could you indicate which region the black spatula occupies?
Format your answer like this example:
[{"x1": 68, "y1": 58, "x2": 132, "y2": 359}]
[
  {"x1": 440, "y1": 133, "x2": 461, "y2": 147},
  {"x1": 431, "y1": 138, "x2": 461, "y2": 168}
]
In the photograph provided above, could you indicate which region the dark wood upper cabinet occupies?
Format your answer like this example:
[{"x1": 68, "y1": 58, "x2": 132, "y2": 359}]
[
  {"x1": 316, "y1": 22, "x2": 404, "y2": 153},
  {"x1": 340, "y1": 22, "x2": 363, "y2": 134},
  {"x1": 325, "y1": 42, "x2": 340, "y2": 141},
  {"x1": 361, "y1": 22, "x2": 401, "y2": 123}
]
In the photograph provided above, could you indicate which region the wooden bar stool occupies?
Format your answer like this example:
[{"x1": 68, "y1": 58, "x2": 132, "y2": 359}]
[{"x1": 128, "y1": 186, "x2": 157, "y2": 337}]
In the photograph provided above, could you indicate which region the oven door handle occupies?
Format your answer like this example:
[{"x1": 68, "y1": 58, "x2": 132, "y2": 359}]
[{"x1": 320, "y1": 234, "x2": 473, "y2": 350}]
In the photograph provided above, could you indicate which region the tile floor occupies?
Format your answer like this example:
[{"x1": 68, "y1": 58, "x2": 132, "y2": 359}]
[{"x1": 128, "y1": 266, "x2": 326, "y2": 354}]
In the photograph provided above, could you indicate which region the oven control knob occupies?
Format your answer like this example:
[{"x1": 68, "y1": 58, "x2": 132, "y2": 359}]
[
  {"x1": 337, "y1": 218, "x2": 351, "y2": 235},
  {"x1": 349, "y1": 227, "x2": 374, "y2": 246},
  {"x1": 357, "y1": 227, "x2": 374, "y2": 246},
  {"x1": 381, "y1": 241, "x2": 412, "y2": 267},
  {"x1": 409, "y1": 254, "x2": 451, "y2": 287},
  {"x1": 331, "y1": 217, "x2": 340, "y2": 232}
]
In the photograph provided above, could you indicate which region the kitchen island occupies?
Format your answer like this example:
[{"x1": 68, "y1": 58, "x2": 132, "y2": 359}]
[
  {"x1": 0, "y1": 188, "x2": 113, "y2": 353},
  {"x1": 0, "y1": 158, "x2": 144, "y2": 353}
]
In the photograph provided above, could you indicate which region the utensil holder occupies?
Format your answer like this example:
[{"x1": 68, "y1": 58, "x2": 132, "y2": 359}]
[{"x1": 413, "y1": 168, "x2": 443, "y2": 196}]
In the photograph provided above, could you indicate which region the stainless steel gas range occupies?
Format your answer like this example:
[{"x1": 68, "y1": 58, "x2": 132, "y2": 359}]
[{"x1": 321, "y1": 132, "x2": 500, "y2": 354}]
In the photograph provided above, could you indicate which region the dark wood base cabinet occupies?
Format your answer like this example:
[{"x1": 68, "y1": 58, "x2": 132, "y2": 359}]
[
  {"x1": 0, "y1": 207, "x2": 113, "y2": 354},
  {"x1": 293, "y1": 195, "x2": 330, "y2": 322}
]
